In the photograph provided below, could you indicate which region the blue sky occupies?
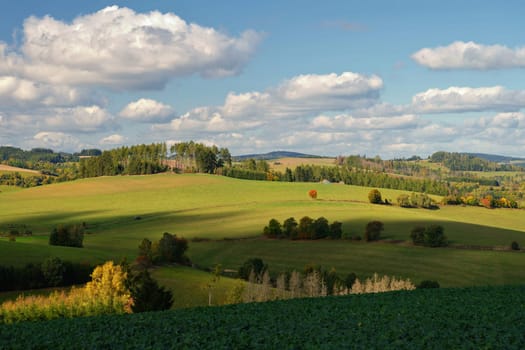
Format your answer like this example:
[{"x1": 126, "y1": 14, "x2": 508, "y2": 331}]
[{"x1": 1, "y1": 0, "x2": 525, "y2": 157}]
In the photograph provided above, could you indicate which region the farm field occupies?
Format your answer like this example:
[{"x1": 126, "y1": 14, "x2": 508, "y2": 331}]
[
  {"x1": 0, "y1": 165, "x2": 40, "y2": 175},
  {"x1": 1, "y1": 284, "x2": 524, "y2": 349},
  {"x1": 269, "y1": 157, "x2": 336, "y2": 172},
  {"x1": 0, "y1": 173, "x2": 524, "y2": 289}
]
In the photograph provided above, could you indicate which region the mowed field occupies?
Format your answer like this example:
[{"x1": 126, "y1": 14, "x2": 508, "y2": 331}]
[
  {"x1": 1, "y1": 173, "x2": 525, "y2": 288},
  {"x1": 269, "y1": 157, "x2": 336, "y2": 172},
  {"x1": 0, "y1": 165, "x2": 40, "y2": 177}
]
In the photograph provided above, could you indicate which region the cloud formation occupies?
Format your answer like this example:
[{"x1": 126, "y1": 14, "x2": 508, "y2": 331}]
[
  {"x1": 45, "y1": 106, "x2": 116, "y2": 132},
  {"x1": 100, "y1": 134, "x2": 125, "y2": 145},
  {"x1": 0, "y1": 6, "x2": 263, "y2": 89},
  {"x1": 411, "y1": 86, "x2": 525, "y2": 113},
  {"x1": 0, "y1": 75, "x2": 98, "y2": 108},
  {"x1": 163, "y1": 71, "x2": 383, "y2": 132},
  {"x1": 412, "y1": 41, "x2": 525, "y2": 70},
  {"x1": 32, "y1": 131, "x2": 79, "y2": 149},
  {"x1": 120, "y1": 98, "x2": 174, "y2": 122}
]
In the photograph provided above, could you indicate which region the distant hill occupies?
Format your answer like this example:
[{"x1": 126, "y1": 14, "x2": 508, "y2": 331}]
[
  {"x1": 465, "y1": 153, "x2": 525, "y2": 164},
  {"x1": 233, "y1": 151, "x2": 323, "y2": 161}
]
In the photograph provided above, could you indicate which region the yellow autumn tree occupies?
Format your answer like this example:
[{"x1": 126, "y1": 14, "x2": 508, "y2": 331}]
[
  {"x1": 0, "y1": 261, "x2": 132, "y2": 324},
  {"x1": 84, "y1": 261, "x2": 132, "y2": 314}
]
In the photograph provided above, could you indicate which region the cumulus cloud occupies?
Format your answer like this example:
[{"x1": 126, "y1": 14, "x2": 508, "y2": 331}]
[
  {"x1": 310, "y1": 114, "x2": 420, "y2": 130},
  {"x1": 2, "y1": 6, "x2": 262, "y2": 89},
  {"x1": 45, "y1": 106, "x2": 116, "y2": 132},
  {"x1": 220, "y1": 72, "x2": 382, "y2": 120},
  {"x1": 411, "y1": 86, "x2": 525, "y2": 113},
  {"x1": 0, "y1": 75, "x2": 99, "y2": 108},
  {"x1": 119, "y1": 98, "x2": 174, "y2": 122},
  {"x1": 162, "y1": 71, "x2": 383, "y2": 132},
  {"x1": 100, "y1": 134, "x2": 125, "y2": 145},
  {"x1": 412, "y1": 41, "x2": 525, "y2": 70},
  {"x1": 32, "y1": 131, "x2": 79, "y2": 149}
]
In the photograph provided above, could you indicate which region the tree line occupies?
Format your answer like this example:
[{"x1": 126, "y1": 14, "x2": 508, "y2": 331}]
[
  {"x1": 430, "y1": 151, "x2": 522, "y2": 172},
  {"x1": 79, "y1": 143, "x2": 168, "y2": 177}
]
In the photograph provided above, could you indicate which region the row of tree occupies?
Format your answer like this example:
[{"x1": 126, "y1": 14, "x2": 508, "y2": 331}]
[
  {"x1": 79, "y1": 143, "x2": 168, "y2": 177},
  {"x1": 170, "y1": 141, "x2": 231, "y2": 174},
  {"x1": 263, "y1": 217, "x2": 343, "y2": 240},
  {"x1": 263, "y1": 217, "x2": 385, "y2": 242},
  {"x1": 0, "y1": 258, "x2": 93, "y2": 292},
  {"x1": 232, "y1": 258, "x2": 417, "y2": 304},
  {"x1": 430, "y1": 151, "x2": 521, "y2": 172}
]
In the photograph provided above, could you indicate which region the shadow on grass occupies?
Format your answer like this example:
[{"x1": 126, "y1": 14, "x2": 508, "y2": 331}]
[{"x1": 338, "y1": 217, "x2": 524, "y2": 247}]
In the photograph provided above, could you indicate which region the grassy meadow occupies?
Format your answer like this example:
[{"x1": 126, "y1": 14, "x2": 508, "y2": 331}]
[{"x1": 1, "y1": 173, "x2": 524, "y2": 295}]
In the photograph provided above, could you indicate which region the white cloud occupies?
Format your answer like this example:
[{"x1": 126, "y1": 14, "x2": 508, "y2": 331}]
[
  {"x1": 0, "y1": 75, "x2": 99, "y2": 108},
  {"x1": 2, "y1": 6, "x2": 262, "y2": 89},
  {"x1": 119, "y1": 98, "x2": 174, "y2": 122},
  {"x1": 411, "y1": 86, "x2": 525, "y2": 113},
  {"x1": 412, "y1": 41, "x2": 525, "y2": 70},
  {"x1": 100, "y1": 134, "x2": 125, "y2": 145},
  {"x1": 32, "y1": 131, "x2": 79, "y2": 148},
  {"x1": 162, "y1": 71, "x2": 383, "y2": 133},
  {"x1": 45, "y1": 106, "x2": 115, "y2": 132},
  {"x1": 311, "y1": 114, "x2": 420, "y2": 130},
  {"x1": 490, "y1": 112, "x2": 525, "y2": 128}
]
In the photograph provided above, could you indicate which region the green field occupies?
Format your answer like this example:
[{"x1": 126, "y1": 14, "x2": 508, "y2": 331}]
[
  {"x1": 188, "y1": 239, "x2": 525, "y2": 287},
  {"x1": 1, "y1": 173, "x2": 524, "y2": 290},
  {"x1": 1, "y1": 285, "x2": 524, "y2": 349}
]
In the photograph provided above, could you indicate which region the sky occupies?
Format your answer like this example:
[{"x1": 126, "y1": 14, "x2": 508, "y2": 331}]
[{"x1": 1, "y1": 0, "x2": 525, "y2": 158}]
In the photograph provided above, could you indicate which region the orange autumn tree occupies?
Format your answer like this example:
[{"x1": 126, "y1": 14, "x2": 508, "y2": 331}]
[{"x1": 308, "y1": 189, "x2": 318, "y2": 199}]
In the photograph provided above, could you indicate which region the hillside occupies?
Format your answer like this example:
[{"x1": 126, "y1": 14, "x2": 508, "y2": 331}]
[
  {"x1": 1, "y1": 285, "x2": 524, "y2": 348},
  {"x1": 467, "y1": 152, "x2": 525, "y2": 164},
  {"x1": 1, "y1": 174, "x2": 525, "y2": 289},
  {"x1": 233, "y1": 151, "x2": 323, "y2": 161}
]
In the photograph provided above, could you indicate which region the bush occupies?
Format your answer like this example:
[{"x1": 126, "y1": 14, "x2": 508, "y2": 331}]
[
  {"x1": 364, "y1": 221, "x2": 384, "y2": 241},
  {"x1": 282, "y1": 217, "x2": 298, "y2": 239},
  {"x1": 297, "y1": 216, "x2": 314, "y2": 239},
  {"x1": 49, "y1": 224, "x2": 84, "y2": 248},
  {"x1": 238, "y1": 258, "x2": 267, "y2": 281},
  {"x1": 511, "y1": 241, "x2": 520, "y2": 251},
  {"x1": 154, "y1": 232, "x2": 189, "y2": 264},
  {"x1": 410, "y1": 225, "x2": 448, "y2": 247},
  {"x1": 329, "y1": 221, "x2": 343, "y2": 239},
  {"x1": 128, "y1": 270, "x2": 173, "y2": 312},
  {"x1": 417, "y1": 280, "x2": 440, "y2": 289},
  {"x1": 41, "y1": 257, "x2": 65, "y2": 287},
  {"x1": 312, "y1": 217, "x2": 330, "y2": 239},
  {"x1": 397, "y1": 194, "x2": 412, "y2": 208},
  {"x1": 410, "y1": 226, "x2": 426, "y2": 245},
  {"x1": 263, "y1": 219, "x2": 282, "y2": 238},
  {"x1": 368, "y1": 189, "x2": 382, "y2": 204}
]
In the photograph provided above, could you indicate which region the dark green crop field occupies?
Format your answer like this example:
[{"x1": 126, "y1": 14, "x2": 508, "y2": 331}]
[{"x1": 1, "y1": 285, "x2": 524, "y2": 349}]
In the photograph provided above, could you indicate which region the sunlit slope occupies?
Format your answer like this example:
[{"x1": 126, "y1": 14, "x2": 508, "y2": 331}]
[{"x1": 0, "y1": 173, "x2": 524, "y2": 266}]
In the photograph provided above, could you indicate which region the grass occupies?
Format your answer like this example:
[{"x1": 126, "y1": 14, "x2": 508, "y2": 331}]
[
  {"x1": 151, "y1": 266, "x2": 240, "y2": 309},
  {"x1": 0, "y1": 173, "x2": 524, "y2": 290},
  {"x1": 187, "y1": 238, "x2": 525, "y2": 287}
]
